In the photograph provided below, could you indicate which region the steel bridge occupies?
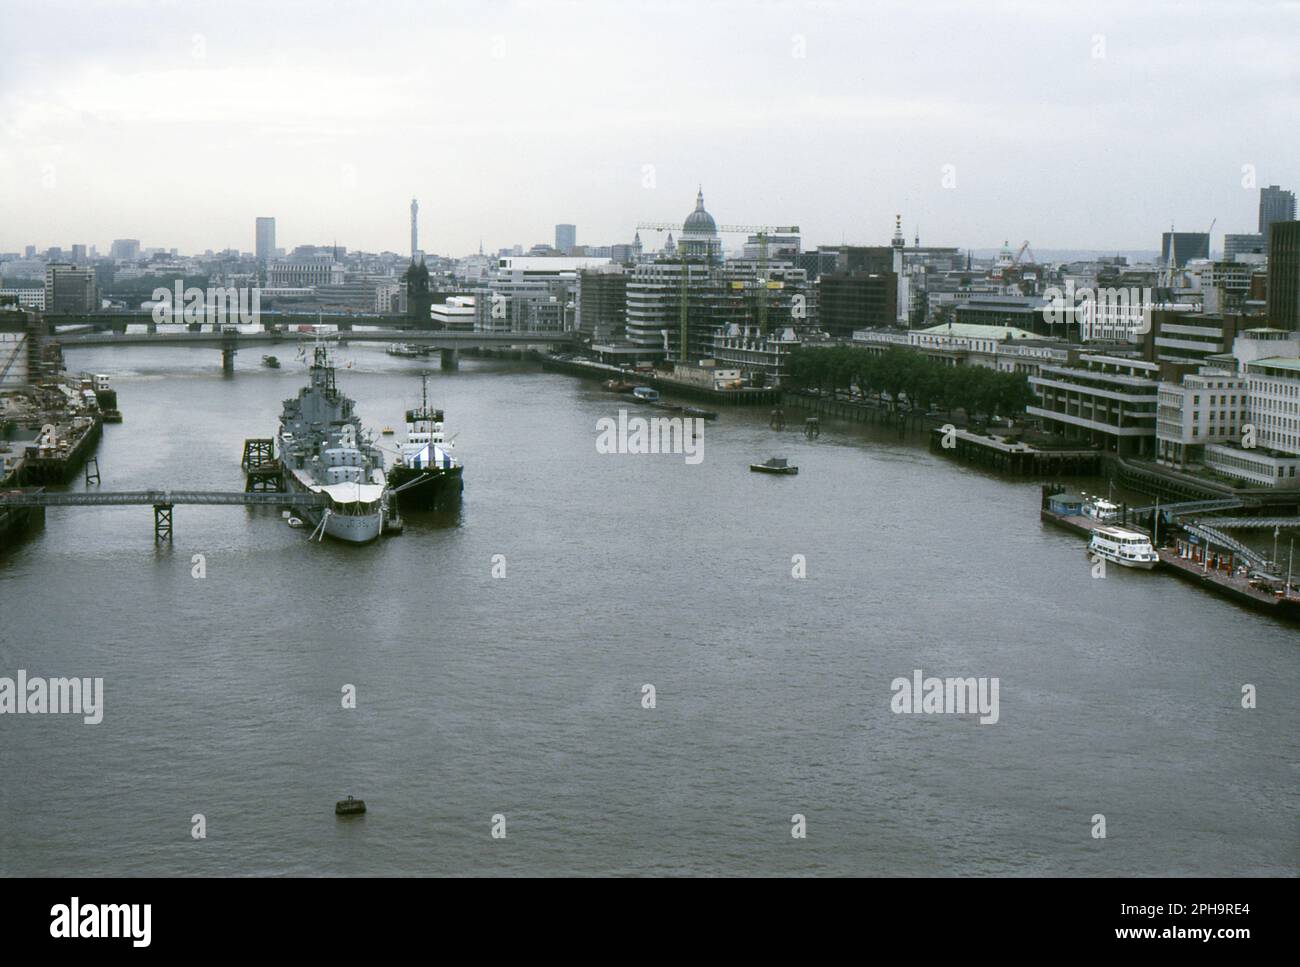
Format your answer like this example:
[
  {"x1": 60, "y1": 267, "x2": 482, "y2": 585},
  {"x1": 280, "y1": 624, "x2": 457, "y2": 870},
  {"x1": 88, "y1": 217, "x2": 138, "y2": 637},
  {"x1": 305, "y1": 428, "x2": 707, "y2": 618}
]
[
  {"x1": 1130, "y1": 497, "x2": 1247, "y2": 517},
  {"x1": 56, "y1": 329, "x2": 576, "y2": 349},
  {"x1": 0, "y1": 489, "x2": 326, "y2": 542},
  {"x1": 1195, "y1": 516, "x2": 1300, "y2": 530}
]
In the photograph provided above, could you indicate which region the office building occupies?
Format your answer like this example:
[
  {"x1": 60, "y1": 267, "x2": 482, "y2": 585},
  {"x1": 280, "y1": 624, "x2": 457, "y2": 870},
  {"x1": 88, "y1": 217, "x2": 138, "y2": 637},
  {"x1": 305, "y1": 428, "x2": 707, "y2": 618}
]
[
  {"x1": 1259, "y1": 185, "x2": 1296, "y2": 244},
  {"x1": 1160, "y1": 232, "x2": 1210, "y2": 267},
  {"x1": 109, "y1": 239, "x2": 141, "y2": 262},
  {"x1": 817, "y1": 271, "x2": 897, "y2": 337},
  {"x1": 1156, "y1": 368, "x2": 1247, "y2": 468},
  {"x1": 1028, "y1": 353, "x2": 1161, "y2": 455},
  {"x1": 43, "y1": 263, "x2": 98, "y2": 314},
  {"x1": 1224, "y1": 233, "x2": 1265, "y2": 261},
  {"x1": 256, "y1": 217, "x2": 276, "y2": 264},
  {"x1": 576, "y1": 266, "x2": 626, "y2": 340},
  {"x1": 1267, "y1": 220, "x2": 1300, "y2": 330},
  {"x1": 555, "y1": 224, "x2": 576, "y2": 256}
]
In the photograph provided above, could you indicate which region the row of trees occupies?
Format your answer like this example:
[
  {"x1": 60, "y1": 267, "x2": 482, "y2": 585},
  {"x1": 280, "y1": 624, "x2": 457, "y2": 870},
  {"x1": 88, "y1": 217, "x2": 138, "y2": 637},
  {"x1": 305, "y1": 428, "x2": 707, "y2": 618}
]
[{"x1": 786, "y1": 346, "x2": 1036, "y2": 422}]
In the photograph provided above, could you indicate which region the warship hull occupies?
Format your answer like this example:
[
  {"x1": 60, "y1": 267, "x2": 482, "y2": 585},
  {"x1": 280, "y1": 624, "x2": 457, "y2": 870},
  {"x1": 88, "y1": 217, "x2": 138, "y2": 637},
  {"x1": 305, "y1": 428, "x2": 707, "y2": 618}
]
[{"x1": 285, "y1": 471, "x2": 384, "y2": 543}]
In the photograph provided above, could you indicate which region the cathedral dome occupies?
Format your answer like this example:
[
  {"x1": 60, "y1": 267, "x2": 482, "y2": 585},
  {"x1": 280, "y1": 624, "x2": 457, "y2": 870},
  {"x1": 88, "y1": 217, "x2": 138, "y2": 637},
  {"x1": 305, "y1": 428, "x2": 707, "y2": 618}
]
[{"x1": 683, "y1": 188, "x2": 717, "y2": 235}]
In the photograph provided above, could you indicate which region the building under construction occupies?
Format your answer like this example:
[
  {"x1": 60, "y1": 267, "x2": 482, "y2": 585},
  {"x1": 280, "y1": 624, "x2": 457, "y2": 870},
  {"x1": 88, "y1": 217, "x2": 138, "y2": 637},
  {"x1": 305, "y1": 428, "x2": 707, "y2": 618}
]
[{"x1": 1, "y1": 306, "x2": 108, "y2": 487}]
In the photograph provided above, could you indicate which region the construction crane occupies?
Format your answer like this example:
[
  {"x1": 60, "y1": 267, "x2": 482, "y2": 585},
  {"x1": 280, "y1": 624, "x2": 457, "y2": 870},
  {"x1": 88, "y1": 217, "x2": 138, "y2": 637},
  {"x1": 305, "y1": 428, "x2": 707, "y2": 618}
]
[
  {"x1": 635, "y1": 220, "x2": 800, "y2": 360},
  {"x1": 716, "y1": 224, "x2": 800, "y2": 337},
  {"x1": 0, "y1": 333, "x2": 25, "y2": 387},
  {"x1": 1010, "y1": 240, "x2": 1036, "y2": 267}
]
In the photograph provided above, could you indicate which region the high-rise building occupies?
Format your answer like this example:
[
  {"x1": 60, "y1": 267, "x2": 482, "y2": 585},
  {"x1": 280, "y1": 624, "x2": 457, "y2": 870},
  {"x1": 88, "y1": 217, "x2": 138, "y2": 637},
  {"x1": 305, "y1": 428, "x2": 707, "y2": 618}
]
[
  {"x1": 255, "y1": 217, "x2": 276, "y2": 264},
  {"x1": 109, "y1": 238, "x2": 141, "y2": 261},
  {"x1": 1224, "y1": 233, "x2": 1265, "y2": 261},
  {"x1": 576, "y1": 266, "x2": 626, "y2": 339},
  {"x1": 44, "y1": 263, "x2": 98, "y2": 314},
  {"x1": 1160, "y1": 232, "x2": 1209, "y2": 267},
  {"x1": 410, "y1": 199, "x2": 419, "y2": 258},
  {"x1": 1258, "y1": 185, "x2": 1296, "y2": 244},
  {"x1": 817, "y1": 271, "x2": 898, "y2": 337},
  {"x1": 1267, "y1": 220, "x2": 1300, "y2": 331},
  {"x1": 555, "y1": 224, "x2": 576, "y2": 256}
]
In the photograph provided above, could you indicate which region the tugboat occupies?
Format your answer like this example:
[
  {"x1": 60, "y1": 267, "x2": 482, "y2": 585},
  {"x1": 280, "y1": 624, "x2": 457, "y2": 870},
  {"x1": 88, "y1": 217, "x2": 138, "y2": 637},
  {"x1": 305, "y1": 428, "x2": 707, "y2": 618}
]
[
  {"x1": 387, "y1": 375, "x2": 464, "y2": 511},
  {"x1": 750, "y1": 456, "x2": 798, "y2": 475},
  {"x1": 335, "y1": 795, "x2": 366, "y2": 816}
]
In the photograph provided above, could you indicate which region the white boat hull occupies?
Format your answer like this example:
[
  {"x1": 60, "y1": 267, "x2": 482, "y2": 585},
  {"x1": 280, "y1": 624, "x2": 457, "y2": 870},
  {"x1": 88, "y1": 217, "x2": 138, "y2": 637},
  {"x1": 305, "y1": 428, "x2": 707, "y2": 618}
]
[{"x1": 1087, "y1": 545, "x2": 1158, "y2": 570}]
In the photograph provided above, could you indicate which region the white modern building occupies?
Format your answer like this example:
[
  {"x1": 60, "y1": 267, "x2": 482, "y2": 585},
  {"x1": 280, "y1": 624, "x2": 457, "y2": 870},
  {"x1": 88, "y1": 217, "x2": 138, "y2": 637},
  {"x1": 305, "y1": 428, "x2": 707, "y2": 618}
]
[
  {"x1": 0, "y1": 288, "x2": 45, "y2": 310},
  {"x1": 430, "y1": 296, "x2": 475, "y2": 331},
  {"x1": 1155, "y1": 368, "x2": 1246, "y2": 468},
  {"x1": 1195, "y1": 329, "x2": 1300, "y2": 487}
]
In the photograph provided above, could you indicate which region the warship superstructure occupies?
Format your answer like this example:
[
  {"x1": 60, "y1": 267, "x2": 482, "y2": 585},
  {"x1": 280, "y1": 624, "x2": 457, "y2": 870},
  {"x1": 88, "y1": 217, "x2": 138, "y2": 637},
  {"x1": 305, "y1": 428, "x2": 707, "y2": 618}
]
[{"x1": 276, "y1": 342, "x2": 389, "y2": 543}]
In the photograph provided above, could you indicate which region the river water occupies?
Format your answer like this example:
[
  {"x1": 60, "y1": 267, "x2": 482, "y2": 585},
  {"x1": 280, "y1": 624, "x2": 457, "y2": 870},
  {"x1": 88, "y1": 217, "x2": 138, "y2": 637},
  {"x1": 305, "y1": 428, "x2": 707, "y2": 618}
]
[{"x1": 1, "y1": 345, "x2": 1295, "y2": 876}]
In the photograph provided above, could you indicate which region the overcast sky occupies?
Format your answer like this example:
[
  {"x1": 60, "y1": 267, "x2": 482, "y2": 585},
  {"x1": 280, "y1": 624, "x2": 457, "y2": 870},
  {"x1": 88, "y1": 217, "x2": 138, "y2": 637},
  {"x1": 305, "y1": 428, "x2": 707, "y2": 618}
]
[{"x1": 1, "y1": 0, "x2": 1296, "y2": 257}]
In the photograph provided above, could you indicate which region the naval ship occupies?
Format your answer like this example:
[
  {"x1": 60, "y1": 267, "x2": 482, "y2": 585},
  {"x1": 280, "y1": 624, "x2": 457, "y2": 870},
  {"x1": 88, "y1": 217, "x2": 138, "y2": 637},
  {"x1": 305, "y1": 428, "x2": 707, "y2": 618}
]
[
  {"x1": 276, "y1": 342, "x2": 389, "y2": 543},
  {"x1": 387, "y1": 375, "x2": 463, "y2": 511}
]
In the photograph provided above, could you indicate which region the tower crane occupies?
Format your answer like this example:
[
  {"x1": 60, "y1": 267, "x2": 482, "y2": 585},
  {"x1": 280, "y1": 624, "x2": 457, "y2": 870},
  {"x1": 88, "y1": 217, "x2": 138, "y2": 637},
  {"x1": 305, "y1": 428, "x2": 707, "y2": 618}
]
[{"x1": 715, "y1": 224, "x2": 800, "y2": 337}]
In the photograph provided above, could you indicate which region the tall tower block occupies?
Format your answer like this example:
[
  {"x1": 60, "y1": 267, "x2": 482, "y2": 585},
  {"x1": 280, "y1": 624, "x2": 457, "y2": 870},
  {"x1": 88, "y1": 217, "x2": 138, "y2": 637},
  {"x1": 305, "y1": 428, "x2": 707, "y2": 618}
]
[{"x1": 410, "y1": 198, "x2": 419, "y2": 258}]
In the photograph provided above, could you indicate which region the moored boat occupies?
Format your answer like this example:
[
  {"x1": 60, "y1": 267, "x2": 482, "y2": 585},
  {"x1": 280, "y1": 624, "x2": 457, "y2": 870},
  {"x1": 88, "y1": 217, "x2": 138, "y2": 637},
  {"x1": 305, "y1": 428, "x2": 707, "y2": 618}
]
[
  {"x1": 387, "y1": 375, "x2": 464, "y2": 512},
  {"x1": 750, "y1": 456, "x2": 797, "y2": 475},
  {"x1": 275, "y1": 341, "x2": 390, "y2": 544},
  {"x1": 1087, "y1": 526, "x2": 1158, "y2": 569}
]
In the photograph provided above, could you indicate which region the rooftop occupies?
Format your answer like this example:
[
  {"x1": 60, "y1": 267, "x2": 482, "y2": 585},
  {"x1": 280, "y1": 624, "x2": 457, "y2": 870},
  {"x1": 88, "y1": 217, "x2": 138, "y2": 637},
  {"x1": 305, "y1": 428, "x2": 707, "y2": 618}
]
[
  {"x1": 1248, "y1": 356, "x2": 1300, "y2": 373},
  {"x1": 917, "y1": 322, "x2": 1039, "y2": 340}
]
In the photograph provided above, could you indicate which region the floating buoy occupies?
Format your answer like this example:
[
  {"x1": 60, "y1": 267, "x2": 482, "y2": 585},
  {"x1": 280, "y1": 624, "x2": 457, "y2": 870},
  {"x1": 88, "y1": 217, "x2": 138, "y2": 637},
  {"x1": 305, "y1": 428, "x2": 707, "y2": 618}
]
[{"x1": 335, "y1": 796, "x2": 366, "y2": 816}]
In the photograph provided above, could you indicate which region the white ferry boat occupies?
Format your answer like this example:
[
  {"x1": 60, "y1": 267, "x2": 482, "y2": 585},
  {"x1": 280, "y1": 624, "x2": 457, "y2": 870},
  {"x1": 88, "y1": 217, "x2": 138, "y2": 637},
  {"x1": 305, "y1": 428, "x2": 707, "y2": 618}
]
[{"x1": 1088, "y1": 526, "x2": 1159, "y2": 570}]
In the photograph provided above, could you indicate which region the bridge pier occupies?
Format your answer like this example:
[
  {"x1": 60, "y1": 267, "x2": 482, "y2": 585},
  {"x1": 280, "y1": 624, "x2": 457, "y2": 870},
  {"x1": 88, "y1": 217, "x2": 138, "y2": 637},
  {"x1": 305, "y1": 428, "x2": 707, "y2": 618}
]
[
  {"x1": 440, "y1": 347, "x2": 459, "y2": 371},
  {"x1": 221, "y1": 327, "x2": 238, "y2": 373},
  {"x1": 153, "y1": 503, "x2": 173, "y2": 542}
]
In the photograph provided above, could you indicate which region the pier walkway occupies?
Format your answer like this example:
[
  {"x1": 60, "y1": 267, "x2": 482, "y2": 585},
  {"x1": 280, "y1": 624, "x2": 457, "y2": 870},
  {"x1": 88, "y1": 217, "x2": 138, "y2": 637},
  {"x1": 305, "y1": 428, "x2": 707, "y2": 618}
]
[
  {"x1": 1180, "y1": 523, "x2": 1270, "y2": 571},
  {"x1": 0, "y1": 489, "x2": 326, "y2": 542},
  {"x1": 0, "y1": 490, "x2": 325, "y2": 508},
  {"x1": 1131, "y1": 498, "x2": 1246, "y2": 517},
  {"x1": 1194, "y1": 516, "x2": 1300, "y2": 530}
]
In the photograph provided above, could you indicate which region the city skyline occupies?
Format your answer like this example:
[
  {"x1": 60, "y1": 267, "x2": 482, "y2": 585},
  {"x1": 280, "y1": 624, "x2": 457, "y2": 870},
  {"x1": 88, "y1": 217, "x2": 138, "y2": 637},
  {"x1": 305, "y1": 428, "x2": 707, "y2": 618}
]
[{"x1": 2, "y1": 0, "x2": 1297, "y2": 255}]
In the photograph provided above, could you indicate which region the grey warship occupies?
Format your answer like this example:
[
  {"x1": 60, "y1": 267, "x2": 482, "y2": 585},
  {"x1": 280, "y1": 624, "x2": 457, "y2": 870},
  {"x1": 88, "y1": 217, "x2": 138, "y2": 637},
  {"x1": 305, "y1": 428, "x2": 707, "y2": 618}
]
[{"x1": 276, "y1": 342, "x2": 389, "y2": 543}]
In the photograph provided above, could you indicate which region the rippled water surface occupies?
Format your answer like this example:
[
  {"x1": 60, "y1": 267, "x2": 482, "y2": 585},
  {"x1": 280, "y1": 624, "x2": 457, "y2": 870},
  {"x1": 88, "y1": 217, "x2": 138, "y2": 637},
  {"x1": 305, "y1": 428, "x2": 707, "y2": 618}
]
[{"x1": 1, "y1": 346, "x2": 1295, "y2": 876}]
